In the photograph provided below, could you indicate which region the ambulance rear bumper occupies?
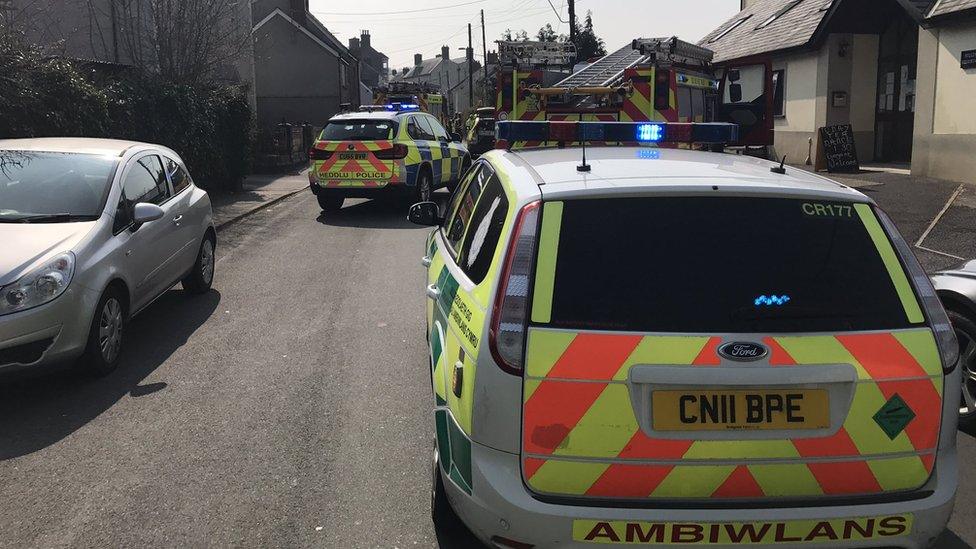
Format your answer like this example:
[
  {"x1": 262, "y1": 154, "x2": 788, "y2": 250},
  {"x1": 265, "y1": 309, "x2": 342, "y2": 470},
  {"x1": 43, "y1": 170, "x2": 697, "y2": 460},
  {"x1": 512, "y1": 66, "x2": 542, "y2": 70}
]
[{"x1": 446, "y1": 441, "x2": 957, "y2": 549}]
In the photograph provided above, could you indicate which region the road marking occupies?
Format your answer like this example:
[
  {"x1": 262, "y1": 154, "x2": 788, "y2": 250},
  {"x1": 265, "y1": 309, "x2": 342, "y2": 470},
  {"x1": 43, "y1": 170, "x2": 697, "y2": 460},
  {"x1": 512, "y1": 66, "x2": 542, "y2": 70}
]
[{"x1": 915, "y1": 184, "x2": 965, "y2": 248}]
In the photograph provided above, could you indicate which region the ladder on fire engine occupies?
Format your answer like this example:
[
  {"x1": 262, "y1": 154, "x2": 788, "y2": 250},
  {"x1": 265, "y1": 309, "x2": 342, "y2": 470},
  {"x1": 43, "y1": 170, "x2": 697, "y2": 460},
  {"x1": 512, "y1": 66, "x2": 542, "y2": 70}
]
[{"x1": 554, "y1": 44, "x2": 648, "y2": 88}]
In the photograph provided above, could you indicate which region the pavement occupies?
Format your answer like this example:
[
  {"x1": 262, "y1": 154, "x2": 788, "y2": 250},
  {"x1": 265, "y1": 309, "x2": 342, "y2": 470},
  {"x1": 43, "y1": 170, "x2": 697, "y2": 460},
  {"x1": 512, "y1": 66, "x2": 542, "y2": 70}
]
[
  {"x1": 208, "y1": 171, "x2": 310, "y2": 229},
  {"x1": 1, "y1": 168, "x2": 976, "y2": 548}
]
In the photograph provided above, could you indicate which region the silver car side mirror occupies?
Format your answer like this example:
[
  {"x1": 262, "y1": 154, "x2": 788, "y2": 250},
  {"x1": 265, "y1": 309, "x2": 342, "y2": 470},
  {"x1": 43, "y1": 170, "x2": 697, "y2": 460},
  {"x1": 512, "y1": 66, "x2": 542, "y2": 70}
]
[{"x1": 132, "y1": 202, "x2": 164, "y2": 224}]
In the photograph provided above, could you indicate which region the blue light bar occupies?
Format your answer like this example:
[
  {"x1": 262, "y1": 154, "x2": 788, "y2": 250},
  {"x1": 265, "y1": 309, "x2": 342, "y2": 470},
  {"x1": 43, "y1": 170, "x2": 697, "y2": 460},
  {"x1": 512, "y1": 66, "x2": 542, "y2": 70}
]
[
  {"x1": 385, "y1": 103, "x2": 420, "y2": 112},
  {"x1": 494, "y1": 121, "x2": 738, "y2": 146}
]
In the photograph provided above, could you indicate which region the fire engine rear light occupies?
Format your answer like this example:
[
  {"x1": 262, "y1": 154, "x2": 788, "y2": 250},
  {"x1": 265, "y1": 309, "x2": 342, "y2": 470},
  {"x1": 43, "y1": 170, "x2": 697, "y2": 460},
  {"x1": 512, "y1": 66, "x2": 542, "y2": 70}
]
[
  {"x1": 308, "y1": 147, "x2": 332, "y2": 160},
  {"x1": 375, "y1": 144, "x2": 408, "y2": 159},
  {"x1": 876, "y1": 207, "x2": 959, "y2": 372},
  {"x1": 489, "y1": 200, "x2": 541, "y2": 375},
  {"x1": 494, "y1": 121, "x2": 738, "y2": 146}
]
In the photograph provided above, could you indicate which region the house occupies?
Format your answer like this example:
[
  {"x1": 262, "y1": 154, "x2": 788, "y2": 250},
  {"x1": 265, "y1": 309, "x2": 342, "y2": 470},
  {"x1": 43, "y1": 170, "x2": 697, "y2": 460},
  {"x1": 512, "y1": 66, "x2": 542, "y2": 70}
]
[
  {"x1": 398, "y1": 46, "x2": 483, "y2": 114},
  {"x1": 349, "y1": 30, "x2": 389, "y2": 90},
  {"x1": 251, "y1": 0, "x2": 360, "y2": 129},
  {"x1": 702, "y1": 0, "x2": 976, "y2": 183}
]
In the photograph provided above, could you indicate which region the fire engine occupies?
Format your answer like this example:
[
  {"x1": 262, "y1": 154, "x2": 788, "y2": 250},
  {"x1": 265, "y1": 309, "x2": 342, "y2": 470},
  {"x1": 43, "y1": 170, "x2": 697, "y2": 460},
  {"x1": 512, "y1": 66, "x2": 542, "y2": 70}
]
[
  {"x1": 372, "y1": 82, "x2": 448, "y2": 126},
  {"x1": 494, "y1": 37, "x2": 775, "y2": 151}
]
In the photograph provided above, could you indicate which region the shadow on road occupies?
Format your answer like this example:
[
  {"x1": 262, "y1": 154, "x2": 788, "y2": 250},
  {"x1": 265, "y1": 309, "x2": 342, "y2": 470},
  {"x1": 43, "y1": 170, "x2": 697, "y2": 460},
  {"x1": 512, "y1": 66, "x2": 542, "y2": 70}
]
[
  {"x1": 317, "y1": 191, "x2": 453, "y2": 230},
  {"x1": 0, "y1": 289, "x2": 220, "y2": 460},
  {"x1": 938, "y1": 529, "x2": 975, "y2": 548}
]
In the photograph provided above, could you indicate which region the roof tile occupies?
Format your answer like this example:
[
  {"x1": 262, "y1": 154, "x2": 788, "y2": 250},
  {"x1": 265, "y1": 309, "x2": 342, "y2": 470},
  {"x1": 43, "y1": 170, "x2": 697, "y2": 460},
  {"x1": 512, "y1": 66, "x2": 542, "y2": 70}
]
[{"x1": 698, "y1": 0, "x2": 835, "y2": 63}]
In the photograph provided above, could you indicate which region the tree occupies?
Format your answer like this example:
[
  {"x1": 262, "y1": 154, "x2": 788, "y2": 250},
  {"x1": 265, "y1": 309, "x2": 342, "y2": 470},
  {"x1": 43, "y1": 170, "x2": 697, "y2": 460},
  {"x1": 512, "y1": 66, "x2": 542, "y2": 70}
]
[
  {"x1": 87, "y1": 0, "x2": 251, "y2": 85},
  {"x1": 537, "y1": 23, "x2": 558, "y2": 42},
  {"x1": 515, "y1": 29, "x2": 529, "y2": 42},
  {"x1": 571, "y1": 10, "x2": 606, "y2": 61},
  {"x1": 501, "y1": 28, "x2": 529, "y2": 42}
]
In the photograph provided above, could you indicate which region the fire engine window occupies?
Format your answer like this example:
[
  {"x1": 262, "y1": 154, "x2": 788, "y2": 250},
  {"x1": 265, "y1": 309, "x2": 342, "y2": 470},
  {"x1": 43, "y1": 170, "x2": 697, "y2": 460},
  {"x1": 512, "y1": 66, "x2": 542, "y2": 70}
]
[
  {"x1": 724, "y1": 64, "x2": 765, "y2": 104},
  {"x1": 691, "y1": 89, "x2": 706, "y2": 122},
  {"x1": 678, "y1": 88, "x2": 693, "y2": 121}
]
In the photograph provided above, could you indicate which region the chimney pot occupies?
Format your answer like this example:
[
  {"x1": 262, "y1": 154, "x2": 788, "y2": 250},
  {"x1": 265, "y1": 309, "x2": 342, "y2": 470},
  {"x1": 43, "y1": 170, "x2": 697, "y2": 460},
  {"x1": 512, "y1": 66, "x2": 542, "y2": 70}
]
[
  {"x1": 414, "y1": 53, "x2": 423, "y2": 66},
  {"x1": 441, "y1": 45, "x2": 451, "y2": 61},
  {"x1": 361, "y1": 30, "x2": 371, "y2": 47}
]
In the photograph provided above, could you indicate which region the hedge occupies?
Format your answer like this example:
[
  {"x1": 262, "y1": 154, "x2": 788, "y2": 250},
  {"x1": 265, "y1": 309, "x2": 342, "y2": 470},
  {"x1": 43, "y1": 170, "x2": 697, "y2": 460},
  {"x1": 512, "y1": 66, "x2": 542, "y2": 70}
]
[{"x1": 0, "y1": 35, "x2": 254, "y2": 191}]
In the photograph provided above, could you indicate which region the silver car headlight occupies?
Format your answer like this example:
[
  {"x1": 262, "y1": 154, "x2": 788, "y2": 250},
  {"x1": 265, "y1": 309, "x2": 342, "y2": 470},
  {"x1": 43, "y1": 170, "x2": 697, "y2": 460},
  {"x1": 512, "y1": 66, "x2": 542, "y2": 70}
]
[{"x1": 0, "y1": 252, "x2": 75, "y2": 316}]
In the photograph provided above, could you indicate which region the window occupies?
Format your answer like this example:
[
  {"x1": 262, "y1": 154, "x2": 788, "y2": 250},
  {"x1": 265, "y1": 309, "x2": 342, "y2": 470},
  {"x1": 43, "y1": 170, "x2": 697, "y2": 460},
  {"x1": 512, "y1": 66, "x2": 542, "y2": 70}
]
[
  {"x1": 0, "y1": 151, "x2": 116, "y2": 220},
  {"x1": 459, "y1": 174, "x2": 509, "y2": 284},
  {"x1": 164, "y1": 157, "x2": 192, "y2": 195},
  {"x1": 122, "y1": 155, "x2": 168, "y2": 207},
  {"x1": 321, "y1": 120, "x2": 397, "y2": 141},
  {"x1": 756, "y1": 0, "x2": 803, "y2": 29},
  {"x1": 412, "y1": 116, "x2": 437, "y2": 140},
  {"x1": 442, "y1": 163, "x2": 489, "y2": 252},
  {"x1": 708, "y1": 15, "x2": 751, "y2": 43},
  {"x1": 426, "y1": 116, "x2": 449, "y2": 141},
  {"x1": 340, "y1": 64, "x2": 347, "y2": 87},
  {"x1": 541, "y1": 197, "x2": 919, "y2": 333},
  {"x1": 677, "y1": 87, "x2": 693, "y2": 121},
  {"x1": 772, "y1": 69, "x2": 786, "y2": 117}
]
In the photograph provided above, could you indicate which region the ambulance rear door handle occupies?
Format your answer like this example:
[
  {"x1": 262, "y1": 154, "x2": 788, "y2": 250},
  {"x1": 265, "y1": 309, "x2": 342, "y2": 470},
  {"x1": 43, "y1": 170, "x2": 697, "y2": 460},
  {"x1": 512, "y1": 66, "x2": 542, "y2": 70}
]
[
  {"x1": 421, "y1": 255, "x2": 432, "y2": 267},
  {"x1": 426, "y1": 284, "x2": 441, "y2": 300}
]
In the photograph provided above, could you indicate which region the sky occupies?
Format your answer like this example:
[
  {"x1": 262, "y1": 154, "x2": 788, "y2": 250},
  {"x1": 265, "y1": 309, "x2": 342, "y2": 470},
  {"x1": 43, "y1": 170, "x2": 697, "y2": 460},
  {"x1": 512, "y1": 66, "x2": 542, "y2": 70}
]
[{"x1": 308, "y1": 0, "x2": 741, "y2": 71}]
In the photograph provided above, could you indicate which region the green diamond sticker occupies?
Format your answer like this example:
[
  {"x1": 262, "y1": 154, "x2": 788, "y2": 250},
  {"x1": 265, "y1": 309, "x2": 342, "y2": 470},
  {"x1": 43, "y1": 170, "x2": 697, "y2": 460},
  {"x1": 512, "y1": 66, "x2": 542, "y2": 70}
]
[{"x1": 873, "y1": 394, "x2": 916, "y2": 440}]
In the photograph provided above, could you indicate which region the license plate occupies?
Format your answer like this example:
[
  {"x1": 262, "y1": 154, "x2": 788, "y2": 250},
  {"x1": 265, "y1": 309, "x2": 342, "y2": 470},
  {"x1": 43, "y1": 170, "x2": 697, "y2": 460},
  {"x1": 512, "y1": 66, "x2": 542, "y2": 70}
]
[
  {"x1": 652, "y1": 389, "x2": 829, "y2": 431},
  {"x1": 338, "y1": 152, "x2": 368, "y2": 160}
]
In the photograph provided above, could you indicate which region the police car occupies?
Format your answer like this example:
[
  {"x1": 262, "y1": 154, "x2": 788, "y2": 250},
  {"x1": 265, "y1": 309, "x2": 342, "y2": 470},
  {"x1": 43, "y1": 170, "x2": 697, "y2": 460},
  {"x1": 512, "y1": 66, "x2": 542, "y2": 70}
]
[
  {"x1": 409, "y1": 121, "x2": 958, "y2": 548},
  {"x1": 308, "y1": 105, "x2": 470, "y2": 212}
]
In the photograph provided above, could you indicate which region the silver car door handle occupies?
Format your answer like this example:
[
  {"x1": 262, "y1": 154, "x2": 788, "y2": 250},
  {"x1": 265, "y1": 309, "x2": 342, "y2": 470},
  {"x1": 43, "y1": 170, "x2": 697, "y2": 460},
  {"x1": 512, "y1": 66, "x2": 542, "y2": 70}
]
[
  {"x1": 421, "y1": 255, "x2": 432, "y2": 267},
  {"x1": 426, "y1": 284, "x2": 441, "y2": 300},
  {"x1": 172, "y1": 214, "x2": 183, "y2": 225}
]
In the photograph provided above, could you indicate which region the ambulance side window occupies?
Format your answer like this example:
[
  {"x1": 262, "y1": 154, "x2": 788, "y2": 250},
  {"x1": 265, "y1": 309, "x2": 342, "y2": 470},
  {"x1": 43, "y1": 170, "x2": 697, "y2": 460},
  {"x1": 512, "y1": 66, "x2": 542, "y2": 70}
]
[
  {"x1": 442, "y1": 163, "x2": 488, "y2": 254},
  {"x1": 458, "y1": 173, "x2": 508, "y2": 284}
]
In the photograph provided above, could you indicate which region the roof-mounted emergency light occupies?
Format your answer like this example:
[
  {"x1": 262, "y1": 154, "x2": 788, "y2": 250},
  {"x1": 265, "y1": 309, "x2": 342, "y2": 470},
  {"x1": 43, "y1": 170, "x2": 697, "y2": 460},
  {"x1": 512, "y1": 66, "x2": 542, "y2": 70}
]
[
  {"x1": 494, "y1": 121, "x2": 739, "y2": 149},
  {"x1": 385, "y1": 103, "x2": 420, "y2": 112}
]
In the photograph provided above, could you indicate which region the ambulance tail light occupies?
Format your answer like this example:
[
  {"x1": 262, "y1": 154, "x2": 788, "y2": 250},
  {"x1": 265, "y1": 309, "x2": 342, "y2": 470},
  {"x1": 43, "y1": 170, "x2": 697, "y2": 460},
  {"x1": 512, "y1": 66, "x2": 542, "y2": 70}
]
[
  {"x1": 876, "y1": 207, "x2": 960, "y2": 373},
  {"x1": 375, "y1": 144, "x2": 408, "y2": 160},
  {"x1": 308, "y1": 147, "x2": 332, "y2": 161},
  {"x1": 489, "y1": 200, "x2": 541, "y2": 376}
]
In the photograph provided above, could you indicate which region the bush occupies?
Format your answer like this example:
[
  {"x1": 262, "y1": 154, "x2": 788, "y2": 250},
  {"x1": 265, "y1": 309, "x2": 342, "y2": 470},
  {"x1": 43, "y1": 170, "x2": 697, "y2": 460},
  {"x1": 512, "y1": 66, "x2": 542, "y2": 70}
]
[{"x1": 0, "y1": 35, "x2": 254, "y2": 191}]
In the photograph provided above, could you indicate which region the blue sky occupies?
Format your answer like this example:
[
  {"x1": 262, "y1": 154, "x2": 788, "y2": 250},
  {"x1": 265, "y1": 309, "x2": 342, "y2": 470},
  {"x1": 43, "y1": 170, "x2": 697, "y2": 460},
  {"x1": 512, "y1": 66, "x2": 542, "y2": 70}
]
[{"x1": 309, "y1": 0, "x2": 741, "y2": 70}]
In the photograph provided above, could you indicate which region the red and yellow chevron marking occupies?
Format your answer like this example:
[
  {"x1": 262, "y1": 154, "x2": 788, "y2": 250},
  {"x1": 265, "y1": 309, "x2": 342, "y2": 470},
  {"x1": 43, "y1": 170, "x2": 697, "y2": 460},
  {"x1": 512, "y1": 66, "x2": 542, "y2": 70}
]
[
  {"x1": 521, "y1": 328, "x2": 942, "y2": 500},
  {"x1": 621, "y1": 67, "x2": 653, "y2": 123},
  {"x1": 313, "y1": 140, "x2": 398, "y2": 188}
]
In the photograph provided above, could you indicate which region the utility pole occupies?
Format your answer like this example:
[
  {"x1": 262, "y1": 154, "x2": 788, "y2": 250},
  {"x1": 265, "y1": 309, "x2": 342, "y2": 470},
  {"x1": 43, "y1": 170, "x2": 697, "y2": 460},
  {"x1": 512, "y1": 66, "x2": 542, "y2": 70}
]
[
  {"x1": 467, "y1": 23, "x2": 474, "y2": 109},
  {"x1": 568, "y1": 0, "x2": 577, "y2": 46},
  {"x1": 481, "y1": 9, "x2": 489, "y2": 106}
]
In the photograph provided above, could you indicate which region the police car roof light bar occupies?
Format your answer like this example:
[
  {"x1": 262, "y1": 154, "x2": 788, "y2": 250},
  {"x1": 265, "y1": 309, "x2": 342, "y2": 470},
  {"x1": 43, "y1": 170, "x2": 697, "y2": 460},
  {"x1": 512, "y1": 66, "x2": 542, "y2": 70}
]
[{"x1": 495, "y1": 121, "x2": 739, "y2": 147}]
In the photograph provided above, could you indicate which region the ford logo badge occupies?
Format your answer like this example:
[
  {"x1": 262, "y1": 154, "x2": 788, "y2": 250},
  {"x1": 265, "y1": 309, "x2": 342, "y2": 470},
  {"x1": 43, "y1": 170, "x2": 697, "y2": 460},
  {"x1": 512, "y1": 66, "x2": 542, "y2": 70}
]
[{"x1": 718, "y1": 342, "x2": 768, "y2": 362}]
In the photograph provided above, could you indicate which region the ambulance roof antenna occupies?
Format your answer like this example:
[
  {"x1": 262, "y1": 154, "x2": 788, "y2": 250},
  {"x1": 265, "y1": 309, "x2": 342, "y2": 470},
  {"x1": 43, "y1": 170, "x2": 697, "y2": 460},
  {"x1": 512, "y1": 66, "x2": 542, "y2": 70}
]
[
  {"x1": 770, "y1": 155, "x2": 787, "y2": 175},
  {"x1": 577, "y1": 130, "x2": 591, "y2": 172}
]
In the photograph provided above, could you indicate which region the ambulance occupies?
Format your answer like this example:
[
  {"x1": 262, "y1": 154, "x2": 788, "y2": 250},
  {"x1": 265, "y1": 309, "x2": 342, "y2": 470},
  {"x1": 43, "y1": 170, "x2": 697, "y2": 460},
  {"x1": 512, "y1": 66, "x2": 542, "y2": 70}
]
[{"x1": 409, "y1": 121, "x2": 958, "y2": 548}]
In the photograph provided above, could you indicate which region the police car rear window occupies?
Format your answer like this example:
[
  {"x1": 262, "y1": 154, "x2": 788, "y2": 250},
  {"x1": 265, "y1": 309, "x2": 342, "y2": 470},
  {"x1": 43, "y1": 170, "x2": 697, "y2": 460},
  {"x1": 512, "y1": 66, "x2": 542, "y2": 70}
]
[
  {"x1": 320, "y1": 120, "x2": 397, "y2": 141},
  {"x1": 541, "y1": 197, "x2": 920, "y2": 333}
]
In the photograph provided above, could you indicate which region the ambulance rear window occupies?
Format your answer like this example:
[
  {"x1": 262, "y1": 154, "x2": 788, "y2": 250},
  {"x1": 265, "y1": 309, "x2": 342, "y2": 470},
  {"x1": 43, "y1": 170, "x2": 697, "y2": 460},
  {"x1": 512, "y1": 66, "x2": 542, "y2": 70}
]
[
  {"x1": 539, "y1": 197, "x2": 921, "y2": 333},
  {"x1": 320, "y1": 120, "x2": 397, "y2": 141}
]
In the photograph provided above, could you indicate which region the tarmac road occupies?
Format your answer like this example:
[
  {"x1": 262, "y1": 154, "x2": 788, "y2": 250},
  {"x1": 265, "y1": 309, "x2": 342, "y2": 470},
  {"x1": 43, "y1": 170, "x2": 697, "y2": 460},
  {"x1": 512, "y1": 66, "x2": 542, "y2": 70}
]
[{"x1": 0, "y1": 188, "x2": 974, "y2": 548}]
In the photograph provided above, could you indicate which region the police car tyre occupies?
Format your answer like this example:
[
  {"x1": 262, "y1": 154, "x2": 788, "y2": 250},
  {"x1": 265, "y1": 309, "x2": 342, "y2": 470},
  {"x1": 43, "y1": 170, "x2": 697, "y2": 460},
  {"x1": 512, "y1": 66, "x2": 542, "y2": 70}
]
[
  {"x1": 948, "y1": 308, "x2": 976, "y2": 426},
  {"x1": 182, "y1": 234, "x2": 215, "y2": 295},
  {"x1": 79, "y1": 286, "x2": 126, "y2": 377},
  {"x1": 415, "y1": 169, "x2": 433, "y2": 203},
  {"x1": 317, "y1": 195, "x2": 344, "y2": 212}
]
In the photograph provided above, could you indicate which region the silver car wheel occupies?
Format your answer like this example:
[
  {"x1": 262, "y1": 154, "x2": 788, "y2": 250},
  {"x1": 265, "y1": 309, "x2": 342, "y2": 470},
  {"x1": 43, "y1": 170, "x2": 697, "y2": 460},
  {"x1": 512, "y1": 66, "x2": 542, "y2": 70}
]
[
  {"x1": 98, "y1": 297, "x2": 123, "y2": 363},
  {"x1": 200, "y1": 239, "x2": 215, "y2": 285}
]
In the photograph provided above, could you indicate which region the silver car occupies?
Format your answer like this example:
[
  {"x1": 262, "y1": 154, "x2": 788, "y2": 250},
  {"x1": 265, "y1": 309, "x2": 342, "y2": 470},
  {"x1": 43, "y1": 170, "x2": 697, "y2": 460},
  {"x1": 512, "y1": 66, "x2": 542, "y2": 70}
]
[{"x1": 0, "y1": 138, "x2": 216, "y2": 376}]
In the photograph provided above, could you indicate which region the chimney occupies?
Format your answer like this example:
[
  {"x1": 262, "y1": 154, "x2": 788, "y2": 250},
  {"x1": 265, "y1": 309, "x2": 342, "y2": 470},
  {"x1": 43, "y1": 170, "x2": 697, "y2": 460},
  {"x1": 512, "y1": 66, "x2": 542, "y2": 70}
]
[
  {"x1": 414, "y1": 53, "x2": 423, "y2": 66},
  {"x1": 441, "y1": 45, "x2": 451, "y2": 60},
  {"x1": 361, "y1": 30, "x2": 371, "y2": 48},
  {"x1": 289, "y1": 0, "x2": 308, "y2": 24},
  {"x1": 487, "y1": 51, "x2": 499, "y2": 65},
  {"x1": 349, "y1": 37, "x2": 360, "y2": 51}
]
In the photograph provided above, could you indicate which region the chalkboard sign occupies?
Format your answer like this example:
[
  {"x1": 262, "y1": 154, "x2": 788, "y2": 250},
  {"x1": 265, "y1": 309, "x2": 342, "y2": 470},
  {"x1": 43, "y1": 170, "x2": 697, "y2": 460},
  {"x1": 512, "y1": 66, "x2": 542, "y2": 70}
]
[{"x1": 819, "y1": 124, "x2": 859, "y2": 173}]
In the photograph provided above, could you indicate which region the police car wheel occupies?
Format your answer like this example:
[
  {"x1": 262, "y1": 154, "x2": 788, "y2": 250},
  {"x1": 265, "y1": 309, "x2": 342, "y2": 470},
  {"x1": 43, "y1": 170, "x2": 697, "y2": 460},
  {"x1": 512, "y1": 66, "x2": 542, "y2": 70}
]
[
  {"x1": 317, "y1": 195, "x2": 344, "y2": 212},
  {"x1": 416, "y1": 171, "x2": 433, "y2": 203},
  {"x1": 949, "y1": 309, "x2": 976, "y2": 429}
]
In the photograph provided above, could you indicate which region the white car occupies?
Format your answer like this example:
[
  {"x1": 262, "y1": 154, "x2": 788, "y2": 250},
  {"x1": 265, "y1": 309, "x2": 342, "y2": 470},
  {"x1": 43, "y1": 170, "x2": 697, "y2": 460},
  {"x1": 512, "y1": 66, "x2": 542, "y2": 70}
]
[{"x1": 0, "y1": 138, "x2": 216, "y2": 376}]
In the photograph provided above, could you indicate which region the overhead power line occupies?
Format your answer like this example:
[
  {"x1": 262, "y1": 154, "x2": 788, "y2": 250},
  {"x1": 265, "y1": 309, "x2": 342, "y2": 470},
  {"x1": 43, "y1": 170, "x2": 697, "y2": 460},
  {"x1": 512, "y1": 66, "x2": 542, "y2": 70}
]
[{"x1": 313, "y1": 0, "x2": 487, "y2": 16}]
